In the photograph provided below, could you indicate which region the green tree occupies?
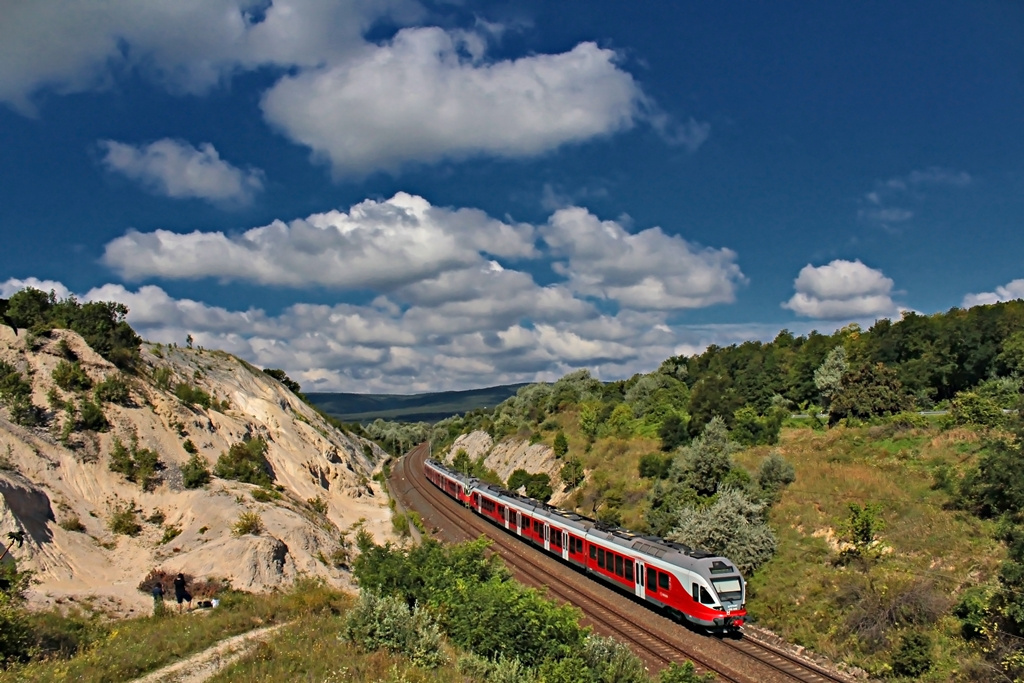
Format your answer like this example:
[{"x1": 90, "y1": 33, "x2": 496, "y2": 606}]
[
  {"x1": 579, "y1": 403, "x2": 599, "y2": 439},
  {"x1": 684, "y1": 416, "x2": 738, "y2": 497},
  {"x1": 507, "y1": 468, "x2": 531, "y2": 492},
  {"x1": 813, "y1": 345, "x2": 847, "y2": 407},
  {"x1": 525, "y1": 473, "x2": 553, "y2": 503},
  {"x1": 658, "y1": 413, "x2": 689, "y2": 451},
  {"x1": 638, "y1": 452, "x2": 672, "y2": 479},
  {"x1": 669, "y1": 488, "x2": 777, "y2": 575},
  {"x1": 757, "y1": 452, "x2": 796, "y2": 502},
  {"x1": 560, "y1": 458, "x2": 584, "y2": 491},
  {"x1": 828, "y1": 362, "x2": 911, "y2": 426},
  {"x1": 52, "y1": 360, "x2": 92, "y2": 392},
  {"x1": 553, "y1": 431, "x2": 568, "y2": 458},
  {"x1": 949, "y1": 391, "x2": 1004, "y2": 428}
]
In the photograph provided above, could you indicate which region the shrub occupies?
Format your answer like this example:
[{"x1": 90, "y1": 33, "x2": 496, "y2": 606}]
[
  {"x1": 214, "y1": 438, "x2": 273, "y2": 487},
  {"x1": 890, "y1": 631, "x2": 933, "y2": 677},
  {"x1": 950, "y1": 391, "x2": 1004, "y2": 428},
  {"x1": 638, "y1": 452, "x2": 672, "y2": 479},
  {"x1": 659, "y1": 661, "x2": 714, "y2": 683},
  {"x1": 146, "y1": 509, "x2": 166, "y2": 525},
  {"x1": 153, "y1": 366, "x2": 173, "y2": 391},
  {"x1": 308, "y1": 496, "x2": 328, "y2": 515},
  {"x1": 174, "y1": 383, "x2": 212, "y2": 409},
  {"x1": 108, "y1": 435, "x2": 162, "y2": 491},
  {"x1": 94, "y1": 373, "x2": 132, "y2": 406},
  {"x1": 182, "y1": 439, "x2": 197, "y2": 455},
  {"x1": 392, "y1": 513, "x2": 410, "y2": 537},
  {"x1": 77, "y1": 399, "x2": 108, "y2": 432},
  {"x1": 108, "y1": 499, "x2": 142, "y2": 536},
  {"x1": 159, "y1": 526, "x2": 181, "y2": 545},
  {"x1": 251, "y1": 488, "x2": 281, "y2": 503},
  {"x1": 553, "y1": 431, "x2": 569, "y2": 458},
  {"x1": 59, "y1": 516, "x2": 86, "y2": 533},
  {"x1": 0, "y1": 361, "x2": 42, "y2": 427},
  {"x1": 757, "y1": 452, "x2": 796, "y2": 502},
  {"x1": 181, "y1": 453, "x2": 211, "y2": 489},
  {"x1": 342, "y1": 591, "x2": 446, "y2": 668},
  {"x1": 52, "y1": 360, "x2": 92, "y2": 392},
  {"x1": 231, "y1": 511, "x2": 263, "y2": 536}
]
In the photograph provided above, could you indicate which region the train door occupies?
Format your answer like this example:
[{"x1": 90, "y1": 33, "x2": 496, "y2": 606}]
[
  {"x1": 633, "y1": 560, "x2": 645, "y2": 598},
  {"x1": 503, "y1": 506, "x2": 509, "y2": 530},
  {"x1": 562, "y1": 531, "x2": 569, "y2": 561},
  {"x1": 515, "y1": 511, "x2": 522, "y2": 535},
  {"x1": 543, "y1": 523, "x2": 550, "y2": 552}
]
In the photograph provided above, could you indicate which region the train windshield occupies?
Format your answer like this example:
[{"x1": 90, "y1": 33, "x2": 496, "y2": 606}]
[{"x1": 711, "y1": 577, "x2": 743, "y2": 600}]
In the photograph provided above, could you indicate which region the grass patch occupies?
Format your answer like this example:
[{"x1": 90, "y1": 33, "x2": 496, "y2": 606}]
[
  {"x1": 207, "y1": 612, "x2": 462, "y2": 683},
  {"x1": 0, "y1": 580, "x2": 348, "y2": 683}
]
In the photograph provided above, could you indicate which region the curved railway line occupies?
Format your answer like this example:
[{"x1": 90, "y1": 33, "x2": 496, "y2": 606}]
[{"x1": 391, "y1": 444, "x2": 852, "y2": 683}]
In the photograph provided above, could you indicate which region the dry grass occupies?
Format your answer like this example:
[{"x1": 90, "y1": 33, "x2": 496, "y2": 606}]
[
  {"x1": 737, "y1": 425, "x2": 1005, "y2": 677},
  {"x1": 207, "y1": 613, "x2": 467, "y2": 683}
]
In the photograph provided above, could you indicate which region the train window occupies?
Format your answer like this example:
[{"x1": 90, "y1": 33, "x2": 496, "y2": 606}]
[
  {"x1": 692, "y1": 583, "x2": 699, "y2": 601},
  {"x1": 647, "y1": 567, "x2": 657, "y2": 589},
  {"x1": 658, "y1": 572, "x2": 670, "y2": 590},
  {"x1": 615, "y1": 555, "x2": 623, "y2": 577},
  {"x1": 590, "y1": 545, "x2": 597, "y2": 560},
  {"x1": 700, "y1": 586, "x2": 715, "y2": 605},
  {"x1": 551, "y1": 530, "x2": 561, "y2": 548},
  {"x1": 598, "y1": 548, "x2": 605, "y2": 568},
  {"x1": 625, "y1": 559, "x2": 634, "y2": 582}
]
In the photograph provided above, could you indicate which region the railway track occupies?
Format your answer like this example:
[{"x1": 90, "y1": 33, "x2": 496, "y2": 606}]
[{"x1": 392, "y1": 444, "x2": 853, "y2": 683}]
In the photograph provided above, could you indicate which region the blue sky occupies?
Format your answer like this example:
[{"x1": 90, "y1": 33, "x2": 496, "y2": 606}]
[{"x1": 1, "y1": 0, "x2": 1022, "y2": 392}]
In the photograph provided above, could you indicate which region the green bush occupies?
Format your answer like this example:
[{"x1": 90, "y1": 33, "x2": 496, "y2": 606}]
[
  {"x1": 342, "y1": 591, "x2": 446, "y2": 668},
  {"x1": 94, "y1": 374, "x2": 131, "y2": 406},
  {"x1": 108, "y1": 500, "x2": 142, "y2": 536},
  {"x1": 182, "y1": 439, "x2": 197, "y2": 455},
  {"x1": 560, "y1": 458, "x2": 584, "y2": 490},
  {"x1": 757, "y1": 452, "x2": 796, "y2": 502},
  {"x1": 658, "y1": 662, "x2": 714, "y2": 683},
  {"x1": 153, "y1": 367, "x2": 172, "y2": 391},
  {"x1": 231, "y1": 511, "x2": 263, "y2": 536},
  {"x1": 251, "y1": 488, "x2": 281, "y2": 503},
  {"x1": 0, "y1": 361, "x2": 41, "y2": 427},
  {"x1": 173, "y1": 383, "x2": 212, "y2": 409},
  {"x1": 553, "y1": 431, "x2": 569, "y2": 458},
  {"x1": 59, "y1": 517, "x2": 86, "y2": 533},
  {"x1": 107, "y1": 436, "x2": 161, "y2": 491},
  {"x1": 949, "y1": 391, "x2": 1004, "y2": 428},
  {"x1": 638, "y1": 452, "x2": 672, "y2": 479},
  {"x1": 52, "y1": 361, "x2": 92, "y2": 392},
  {"x1": 669, "y1": 488, "x2": 776, "y2": 575},
  {"x1": 307, "y1": 496, "x2": 328, "y2": 515},
  {"x1": 7, "y1": 289, "x2": 142, "y2": 369},
  {"x1": 159, "y1": 526, "x2": 181, "y2": 545},
  {"x1": 77, "y1": 399, "x2": 108, "y2": 432},
  {"x1": 181, "y1": 453, "x2": 211, "y2": 489},
  {"x1": 214, "y1": 438, "x2": 272, "y2": 487},
  {"x1": 891, "y1": 631, "x2": 933, "y2": 677}
]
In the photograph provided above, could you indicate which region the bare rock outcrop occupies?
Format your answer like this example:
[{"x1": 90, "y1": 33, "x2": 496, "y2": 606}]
[
  {"x1": 446, "y1": 430, "x2": 581, "y2": 506},
  {"x1": 0, "y1": 326, "x2": 395, "y2": 615}
]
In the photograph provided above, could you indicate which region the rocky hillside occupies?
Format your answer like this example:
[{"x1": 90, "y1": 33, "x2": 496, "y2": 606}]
[
  {"x1": 0, "y1": 326, "x2": 394, "y2": 615},
  {"x1": 445, "y1": 430, "x2": 583, "y2": 506}
]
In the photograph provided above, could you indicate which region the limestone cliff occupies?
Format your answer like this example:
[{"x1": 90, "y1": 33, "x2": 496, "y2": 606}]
[{"x1": 0, "y1": 326, "x2": 394, "y2": 615}]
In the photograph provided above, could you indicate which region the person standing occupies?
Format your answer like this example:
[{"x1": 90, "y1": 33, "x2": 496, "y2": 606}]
[
  {"x1": 151, "y1": 580, "x2": 165, "y2": 616},
  {"x1": 173, "y1": 573, "x2": 192, "y2": 612}
]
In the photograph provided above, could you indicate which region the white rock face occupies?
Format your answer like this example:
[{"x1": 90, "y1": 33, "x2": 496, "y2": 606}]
[
  {"x1": 0, "y1": 326, "x2": 394, "y2": 615},
  {"x1": 446, "y1": 430, "x2": 581, "y2": 506}
]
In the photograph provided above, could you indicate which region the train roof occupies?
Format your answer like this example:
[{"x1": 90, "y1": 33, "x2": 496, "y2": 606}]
[{"x1": 425, "y1": 458, "x2": 738, "y2": 577}]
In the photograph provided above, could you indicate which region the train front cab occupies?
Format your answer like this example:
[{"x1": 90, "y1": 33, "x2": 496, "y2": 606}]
[{"x1": 643, "y1": 565, "x2": 745, "y2": 631}]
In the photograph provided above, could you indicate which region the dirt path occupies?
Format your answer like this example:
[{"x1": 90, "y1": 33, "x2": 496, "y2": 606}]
[{"x1": 132, "y1": 622, "x2": 288, "y2": 683}]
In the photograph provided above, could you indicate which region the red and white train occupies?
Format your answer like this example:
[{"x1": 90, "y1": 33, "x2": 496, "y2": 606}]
[{"x1": 423, "y1": 457, "x2": 747, "y2": 630}]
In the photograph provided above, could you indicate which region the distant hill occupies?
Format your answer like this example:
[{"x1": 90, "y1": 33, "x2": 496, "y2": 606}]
[{"x1": 307, "y1": 383, "x2": 528, "y2": 423}]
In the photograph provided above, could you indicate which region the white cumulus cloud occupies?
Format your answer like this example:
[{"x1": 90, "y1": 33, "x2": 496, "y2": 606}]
[
  {"x1": 99, "y1": 139, "x2": 264, "y2": 206},
  {"x1": 541, "y1": 207, "x2": 745, "y2": 310},
  {"x1": 0, "y1": 0, "x2": 417, "y2": 114},
  {"x1": 102, "y1": 192, "x2": 536, "y2": 289},
  {"x1": 261, "y1": 28, "x2": 644, "y2": 175},
  {"x1": 962, "y1": 279, "x2": 1024, "y2": 308},
  {"x1": 782, "y1": 259, "x2": 898, "y2": 319}
]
